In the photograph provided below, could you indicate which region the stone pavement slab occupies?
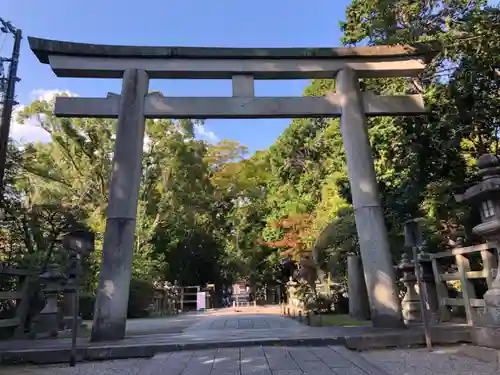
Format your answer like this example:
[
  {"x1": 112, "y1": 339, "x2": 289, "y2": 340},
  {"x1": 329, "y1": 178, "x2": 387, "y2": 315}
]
[
  {"x1": 0, "y1": 312, "x2": 473, "y2": 365},
  {"x1": 5, "y1": 345, "x2": 498, "y2": 375},
  {"x1": 184, "y1": 314, "x2": 301, "y2": 332},
  {"x1": 123, "y1": 313, "x2": 206, "y2": 335},
  {"x1": 0, "y1": 346, "x2": 391, "y2": 375},
  {"x1": 0, "y1": 326, "x2": 347, "y2": 365}
]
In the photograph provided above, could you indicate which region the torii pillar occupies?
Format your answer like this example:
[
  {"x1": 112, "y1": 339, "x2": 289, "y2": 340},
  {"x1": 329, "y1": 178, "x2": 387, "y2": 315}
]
[
  {"x1": 337, "y1": 68, "x2": 404, "y2": 328},
  {"x1": 90, "y1": 69, "x2": 149, "y2": 341}
]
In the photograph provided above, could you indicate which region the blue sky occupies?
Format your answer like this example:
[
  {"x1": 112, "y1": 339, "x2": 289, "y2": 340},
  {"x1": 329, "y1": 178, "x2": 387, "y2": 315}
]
[{"x1": 2, "y1": 0, "x2": 352, "y2": 152}]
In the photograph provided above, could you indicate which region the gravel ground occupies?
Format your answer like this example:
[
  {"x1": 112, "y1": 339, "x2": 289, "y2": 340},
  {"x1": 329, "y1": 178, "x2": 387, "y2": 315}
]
[
  {"x1": 362, "y1": 345, "x2": 500, "y2": 375},
  {"x1": 1, "y1": 358, "x2": 149, "y2": 375}
]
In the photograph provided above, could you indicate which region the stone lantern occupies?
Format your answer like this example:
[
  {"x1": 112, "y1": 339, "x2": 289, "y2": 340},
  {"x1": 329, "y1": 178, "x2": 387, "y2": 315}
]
[
  {"x1": 455, "y1": 154, "x2": 500, "y2": 325},
  {"x1": 398, "y1": 253, "x2": 421, "y2": 322},
  {"x1": 62, "y1": 229, "x2": 95, "y2": 327},
  {"x1": 298, "y1": 253, "x2": 317, "y2": 286},
  {"x1": 63, "y1": 229, "x2": 95, "y2": 367},
  {"x1": 36, "y1": 263, "x2": 68, "y2": 337}
]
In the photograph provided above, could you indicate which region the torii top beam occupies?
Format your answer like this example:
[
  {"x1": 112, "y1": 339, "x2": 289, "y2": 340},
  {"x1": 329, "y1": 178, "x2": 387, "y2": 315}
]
[{"x1": 28, "y1": 37, "x2": 438, "y2": 79}]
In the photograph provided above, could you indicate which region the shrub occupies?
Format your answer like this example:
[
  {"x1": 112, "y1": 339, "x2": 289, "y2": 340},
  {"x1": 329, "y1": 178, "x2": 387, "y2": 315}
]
[
  {"x1": 127, "y1": 278, "x2": 154, "y2": 318},
  {"x1": 77, "y1": 279, "x2": 155, "y2": 320},
  {"x1": 294, "y1": 280, "x2": 316, "y2": 310},
  {"x1": 330, "y1": 283, "x2": 349, "y2": 314},
  {"x1": 79, "y1": 293, "x2": 95, "y2": 320},
  {"x1": 315, "y1": 295, "x2": 333, "y2": 313}
]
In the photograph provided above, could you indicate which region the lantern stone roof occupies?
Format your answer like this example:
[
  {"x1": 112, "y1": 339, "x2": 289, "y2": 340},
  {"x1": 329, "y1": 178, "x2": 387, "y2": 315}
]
[{"x1": 455, "y1": 154, "x2": 500, "y2": 203}]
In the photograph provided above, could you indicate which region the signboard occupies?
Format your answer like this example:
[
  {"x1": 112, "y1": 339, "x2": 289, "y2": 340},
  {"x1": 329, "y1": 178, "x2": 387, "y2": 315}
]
[
  {"x1": 232, "y1": 281, "x2": 250, "y2": 306},
  {"x1": 232, "y1": 281, "x2": 247, "y2": 294},
  {"x1": 196, "y1": 291, "x2": 206, "y2": 312}
]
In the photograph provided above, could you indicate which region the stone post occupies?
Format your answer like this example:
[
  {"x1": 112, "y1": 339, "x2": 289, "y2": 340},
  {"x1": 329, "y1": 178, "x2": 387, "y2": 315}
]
[
  {"x1": 336, "y1": 68, "x2": 404, "y2": 328},
  {"x1": 91, "y1": 69, "x2": 149, "y2": 342},
  {"x1": 418, "y1": 247, "x2": 439, "y2": 318},
  {"x1": 62, "y1": 287, "x2": 81, "y2": 330},
  {"x1": 347, "y1": 254, "x2": 370, "y2": 320}
]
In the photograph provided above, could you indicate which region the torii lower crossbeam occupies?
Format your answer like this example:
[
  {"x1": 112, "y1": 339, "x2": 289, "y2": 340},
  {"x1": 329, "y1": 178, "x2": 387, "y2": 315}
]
[{"x1": 55, "y1": 93, "x2": 426, "y2": 119}]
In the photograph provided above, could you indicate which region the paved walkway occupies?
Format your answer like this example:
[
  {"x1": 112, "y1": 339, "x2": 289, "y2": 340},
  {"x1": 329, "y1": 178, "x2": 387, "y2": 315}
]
[
  {"x1": 4, "y1": 345, "x2": 499, "y2": 375},
  {"x1": 109, "y1": 312, "x2": 206, "y2": 335},
  {"x1": 0, "y1": 312, "x2": 384, "y2": 357},
  {"x1": 183, "y1": 313, "x2": 302, "y2": 331},
  {"x1": 0, "y1": 308, "x2": 473, "y2": 365},
  {"x1": 1, "y1": 345, "x2": 391, "y2": 375}
]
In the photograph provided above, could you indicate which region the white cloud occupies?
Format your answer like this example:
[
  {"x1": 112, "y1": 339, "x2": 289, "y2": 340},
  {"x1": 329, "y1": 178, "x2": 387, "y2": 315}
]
[
  {"x1": 194, "y1": 123, "x2": 219, "y2": 143},
  {"x1": 30, "y1": 88, "x2": 79, "y2": 101},
  {"x1": 11, "y1": 89, "x2": 220, "y2": 145},
  {"x1": 10, "y1": 104, "x2": 51, "y2": 144},
  {"x1": 143, "y1": 134, "x2": 151, "y2": 152},
  {"x1": 9, "y1": 89, "x2": 78, "y2": 144}
]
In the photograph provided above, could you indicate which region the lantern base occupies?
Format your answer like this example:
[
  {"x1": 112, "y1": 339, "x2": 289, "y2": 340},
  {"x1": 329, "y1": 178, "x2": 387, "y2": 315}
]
[
  {"x1": 402, "y1": 300, "x2": 421, "y2": 323},
  {"x1": 471, "y1": 326, "x2": 500, "y2": 349},
  {"x1": 479, "y1": 288, "x2": 500, "y2": 326}
]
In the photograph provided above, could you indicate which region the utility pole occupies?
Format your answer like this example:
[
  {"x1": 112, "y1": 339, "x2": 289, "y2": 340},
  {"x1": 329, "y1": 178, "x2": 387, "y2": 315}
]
[{"x1": 0, "y1": 19, "x2": 22, "y2": 199}]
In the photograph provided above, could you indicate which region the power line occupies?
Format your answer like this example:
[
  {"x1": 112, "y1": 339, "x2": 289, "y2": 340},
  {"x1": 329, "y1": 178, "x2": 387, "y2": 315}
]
[{"x1": 0, "y1": 17, "x2": 22, "y2": 202}]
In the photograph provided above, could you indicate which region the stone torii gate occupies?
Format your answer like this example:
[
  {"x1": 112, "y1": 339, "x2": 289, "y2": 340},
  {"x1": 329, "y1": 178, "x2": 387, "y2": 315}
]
[{"x1": 29, "y1": 37, "x2": 435, "y2": 341}]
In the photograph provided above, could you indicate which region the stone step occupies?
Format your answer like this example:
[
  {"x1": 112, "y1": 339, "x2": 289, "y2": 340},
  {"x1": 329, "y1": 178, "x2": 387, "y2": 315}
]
[{"x1": 0, "y1": 325, "x2": 474, "y2": 365}]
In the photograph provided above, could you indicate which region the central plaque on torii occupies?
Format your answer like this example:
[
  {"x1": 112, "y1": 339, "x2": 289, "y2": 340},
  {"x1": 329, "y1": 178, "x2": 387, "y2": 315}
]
[{"x1": 29, "y1": 36, "x2": 437, "y2": 341}]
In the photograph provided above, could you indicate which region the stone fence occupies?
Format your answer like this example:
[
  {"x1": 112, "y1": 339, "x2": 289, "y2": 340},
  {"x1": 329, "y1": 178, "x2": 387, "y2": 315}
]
[
  {"x1": 280, "y1": 239, "x2": 500, "y2": 329},
  {"x1": 0, "y1": 264, "x2": 35, "y2": 338},
  {"x1": 428, "y1": 241, "x2": 498, "y2": 325},
  {"x1": 0, "y1": 263, "x2": 75, "y2": 339},
  {"x1": 281, "y1": 279, "x2": 333, "y2": 321},
  {"x1": 389, "y1": 241, "x2": 498, "y2": 326},
  {"x1": 150, "y1": 287, "x2": 180, "y2": 316},
  {"x1": 151, "y1": 284, "x2": 215, "y2": 313},
  {"x1": 0, "y1": 264, "x2": 206, "y2": 339}
]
